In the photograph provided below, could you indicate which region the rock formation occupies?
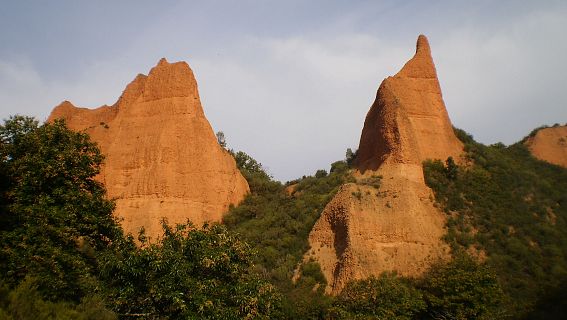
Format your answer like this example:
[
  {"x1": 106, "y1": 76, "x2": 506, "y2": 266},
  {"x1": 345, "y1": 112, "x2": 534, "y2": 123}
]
[
  {"x1": 305, "y1": 35, "x2": 463, "y2": 294},
  {"x1": 48, "y1": 58, "x2": 249, "y2": 240},
  {"x1": 355, "y1": 35, "x2": 463, "y2": 172},
  {"x1": 525, "y1": 125, "x2": 567, "y2": 168}
]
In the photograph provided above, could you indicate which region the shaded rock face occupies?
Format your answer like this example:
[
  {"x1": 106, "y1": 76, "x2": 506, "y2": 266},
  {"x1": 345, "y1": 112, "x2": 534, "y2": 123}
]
[
  {"x1": 525, "y1": 125, "x2": 567, "y2": 168},
  {"x1": 48, "y1": 58, "x2": 249, "y2": 240},
  {"x1": 306, "y1": 35, "x2": 462, "y2": 294}
]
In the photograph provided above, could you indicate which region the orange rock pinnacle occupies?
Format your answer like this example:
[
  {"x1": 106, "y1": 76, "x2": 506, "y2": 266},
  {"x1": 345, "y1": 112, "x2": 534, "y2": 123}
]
[{"x1": 48, "y1": 58, "x2": 249, "y2": 240}]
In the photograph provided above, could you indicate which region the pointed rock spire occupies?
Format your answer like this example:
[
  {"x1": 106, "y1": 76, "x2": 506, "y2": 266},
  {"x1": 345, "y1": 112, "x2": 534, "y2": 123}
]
[
  {"x1": 355, "y1": 34, "x2": 462, "y2": 172},
  {"x1": 305, "y1": 35, "x2": 458, "y2": 295},
  {"x1": 396, "y1": 34, "x2": 437, "y2": 79}
]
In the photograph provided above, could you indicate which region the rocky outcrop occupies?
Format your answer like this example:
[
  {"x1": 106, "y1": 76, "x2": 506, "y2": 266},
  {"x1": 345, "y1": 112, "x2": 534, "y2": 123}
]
[
  {"x1": 525, "y1": 125, "x2": 567, "y2": 168},
  {"x1": 355, "y1": 35, "x2": 463, "y2": 172},
  {"x1": 306, "y1": 35, "x2": 462, "y2": 294},
  {"x1": 48, "y1": 58, "x2": 249, "y2": 240}
]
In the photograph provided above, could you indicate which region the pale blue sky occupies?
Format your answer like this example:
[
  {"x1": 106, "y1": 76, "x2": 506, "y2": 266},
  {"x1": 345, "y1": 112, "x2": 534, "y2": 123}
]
[{"x1": 1, "y1": 1, "x2": 566, "y2": 181}]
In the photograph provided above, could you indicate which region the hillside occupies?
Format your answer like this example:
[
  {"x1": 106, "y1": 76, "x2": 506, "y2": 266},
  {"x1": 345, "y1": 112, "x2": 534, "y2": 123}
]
[
  {"x1": 423, "y1": 128, "x2": 567, "y2": 318},
  {"x1": 221, "y1": 125, "x2": 567, "y2": 319}
]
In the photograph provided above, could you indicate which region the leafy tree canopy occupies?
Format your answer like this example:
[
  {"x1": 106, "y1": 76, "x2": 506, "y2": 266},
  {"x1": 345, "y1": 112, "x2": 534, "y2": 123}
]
[
  {"x1": 331, "y1": 273, "x2": 426, "y2": 320},
  {"x1": 100, "y1": 221, "x2": 282, "y2": 319},
  {"x1": 0, "y1": 116, "x2": 122, "y2": 301}
]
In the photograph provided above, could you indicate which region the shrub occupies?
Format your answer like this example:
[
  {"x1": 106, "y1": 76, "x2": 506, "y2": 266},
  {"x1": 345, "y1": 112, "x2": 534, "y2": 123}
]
[{"x1": 332, "y1": 273, "x2": 426, "y2": 320}]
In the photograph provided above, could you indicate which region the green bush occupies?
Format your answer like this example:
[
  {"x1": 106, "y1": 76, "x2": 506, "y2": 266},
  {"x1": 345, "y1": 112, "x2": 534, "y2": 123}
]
[
  {"x1": 100, "y1": 221, "x2": 282, "y2": 319},
  {"x1": 419, "y1": 255, "x2": 503, "y2": 320},
  {"x1": 0, "y1": 278, "x2": 116, "y2": 320},
  {"x1": 358, "y1": 174, "x2": 383, "y2": 189},
  {"x1": 331, "y1": 273, "x2": 426, "y2": 320}
]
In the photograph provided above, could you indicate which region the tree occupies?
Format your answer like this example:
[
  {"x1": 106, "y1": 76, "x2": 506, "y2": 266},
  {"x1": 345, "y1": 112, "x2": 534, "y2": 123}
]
[
  {"x1": 230, "y1": 150, "x2": 280, "y2": 194},
  {"x1": 216, "y1": 131, "x2": 226, "y2": 148},
  {"x1": 0, "y1": 278, "x2": 117, "y2": 320},
  {"x1": 445, "y1": 156, "x2": 458, "y2": 180},
  {"x1": 331, "y1": 273, "x2": 426, "y2": 320},
  {"x1": 100, "y1": 221, "x2": 282, "y2": 319},
  {"x1": 420, "y1": 254, "x2": 503, "y2": 320},
  {"x1": 233, "y1": 150, "x2": 264, "y2": 174},
  {"x1": 345, "y1": 148, "x2": 357, "y2": 166},
  {"x1": 330, "y1": 160, "x2": 349, "y2": 174},
  {"x1": 0, "y1": 116, "x2": 123, "y2": 301},
  {"x1": 315, "y1": 169, "x2": 328, "y2": 178}
]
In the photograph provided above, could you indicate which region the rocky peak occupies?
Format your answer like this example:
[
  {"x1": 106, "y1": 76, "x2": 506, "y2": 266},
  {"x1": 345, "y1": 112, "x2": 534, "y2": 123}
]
[
  {"x1": 306, "y1": 35, "x2": 459, "y2": 294},
  {"x1": 48, "y1": 59, "x2": 249, "y2": 240},
  {"x1": 396, "y1": 34, "x2": 437, "y2": 79},
  {"x1": 355, "y1": 35, "x2": 462, "y2": 174},
  {"x1": 50, "y1": 100, "x2": 77, "y2": 119},
  {"x1": 140, "y1": 58, "x2": 199, "y2": 103}
]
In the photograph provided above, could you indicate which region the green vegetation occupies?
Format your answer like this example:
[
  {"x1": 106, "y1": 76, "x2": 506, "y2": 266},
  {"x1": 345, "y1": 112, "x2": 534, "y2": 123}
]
[
  {"x1": 216, "y1": 131, "x2": 227, "y2": 148},
  {"x1": 0, "y1": 117, "x2": 281, "y2": 319},
  {"x1": 0, "y1": 116, "x2": 121, "y2": 302},
  {"x1": 328, "y1": 255, "x2": 502, "y2": 320},
  {"x1": 330, "y1": 273, "x2": 426, "y2": 320},
  {"x1": 418, "y1": 254, "x2": 503, "y2": 320},
  {"x1": 357, "y1": 174, "x2": 382, "y2": 189},
  {"x1": 100, "y1": 222, "x2": 281, "y2": 319},
  {"x1": 224, "y1": 150, "x2": 352, "y2": 318},
  {"x1": 225, "y1": 147, "x2": 504, "y2": 319},
  {"x1": 345, "y1": 148, "x2": 357, "y2": 166},
  {"x1": 2, "y1": 115, "x2": 564, "y2": 319},
  {"x1": 423, "y1": 128, "x2": 567, "y2": 318},
  {"x1": 0, "y1": 279, "x2": 116, "y2": 320}
]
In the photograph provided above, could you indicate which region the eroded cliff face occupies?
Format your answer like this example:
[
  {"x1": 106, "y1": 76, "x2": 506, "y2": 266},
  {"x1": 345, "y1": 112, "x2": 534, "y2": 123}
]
[
  {"x1": 525, "y1": 125, "x2": 567, "y2": 168},
  {"x1": 48, "y1": 58, "x2": 249, "y2": 240},
  {"x1": 306, "y1": 35, "x2": 462, "y2": 294},
  {"x1": 355, "y1": 35, "x2": 463, "y2": 172}
]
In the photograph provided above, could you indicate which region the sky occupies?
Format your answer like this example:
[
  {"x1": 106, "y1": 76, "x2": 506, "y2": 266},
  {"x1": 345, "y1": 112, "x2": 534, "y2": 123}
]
[{"x1": 1, "y1": 1, "x2": 566, "y2": 181}]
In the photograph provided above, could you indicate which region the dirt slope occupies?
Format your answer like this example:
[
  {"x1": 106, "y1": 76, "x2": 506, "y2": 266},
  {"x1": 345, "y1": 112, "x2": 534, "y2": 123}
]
[{"x1": 525, "y1": 125, "x2": 567, "y2": 168}]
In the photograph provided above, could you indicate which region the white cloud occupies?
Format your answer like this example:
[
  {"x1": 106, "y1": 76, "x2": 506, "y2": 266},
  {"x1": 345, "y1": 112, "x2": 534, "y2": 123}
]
[
  {"x1": 0, "y1": 59, "x2": 47, "y2": 118},
  {"x1": 0, "y1": 58, "x2": 144, "y2": 122},
  {"x1": 435, "y1": 7, "x2": 567, "y2": 144},
  {"x1": 2, "y1": 1, "x2": 566, "y2": 181},
  {"x1": 191, "y1": 34, "x2": 411, "y2": 180}
]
